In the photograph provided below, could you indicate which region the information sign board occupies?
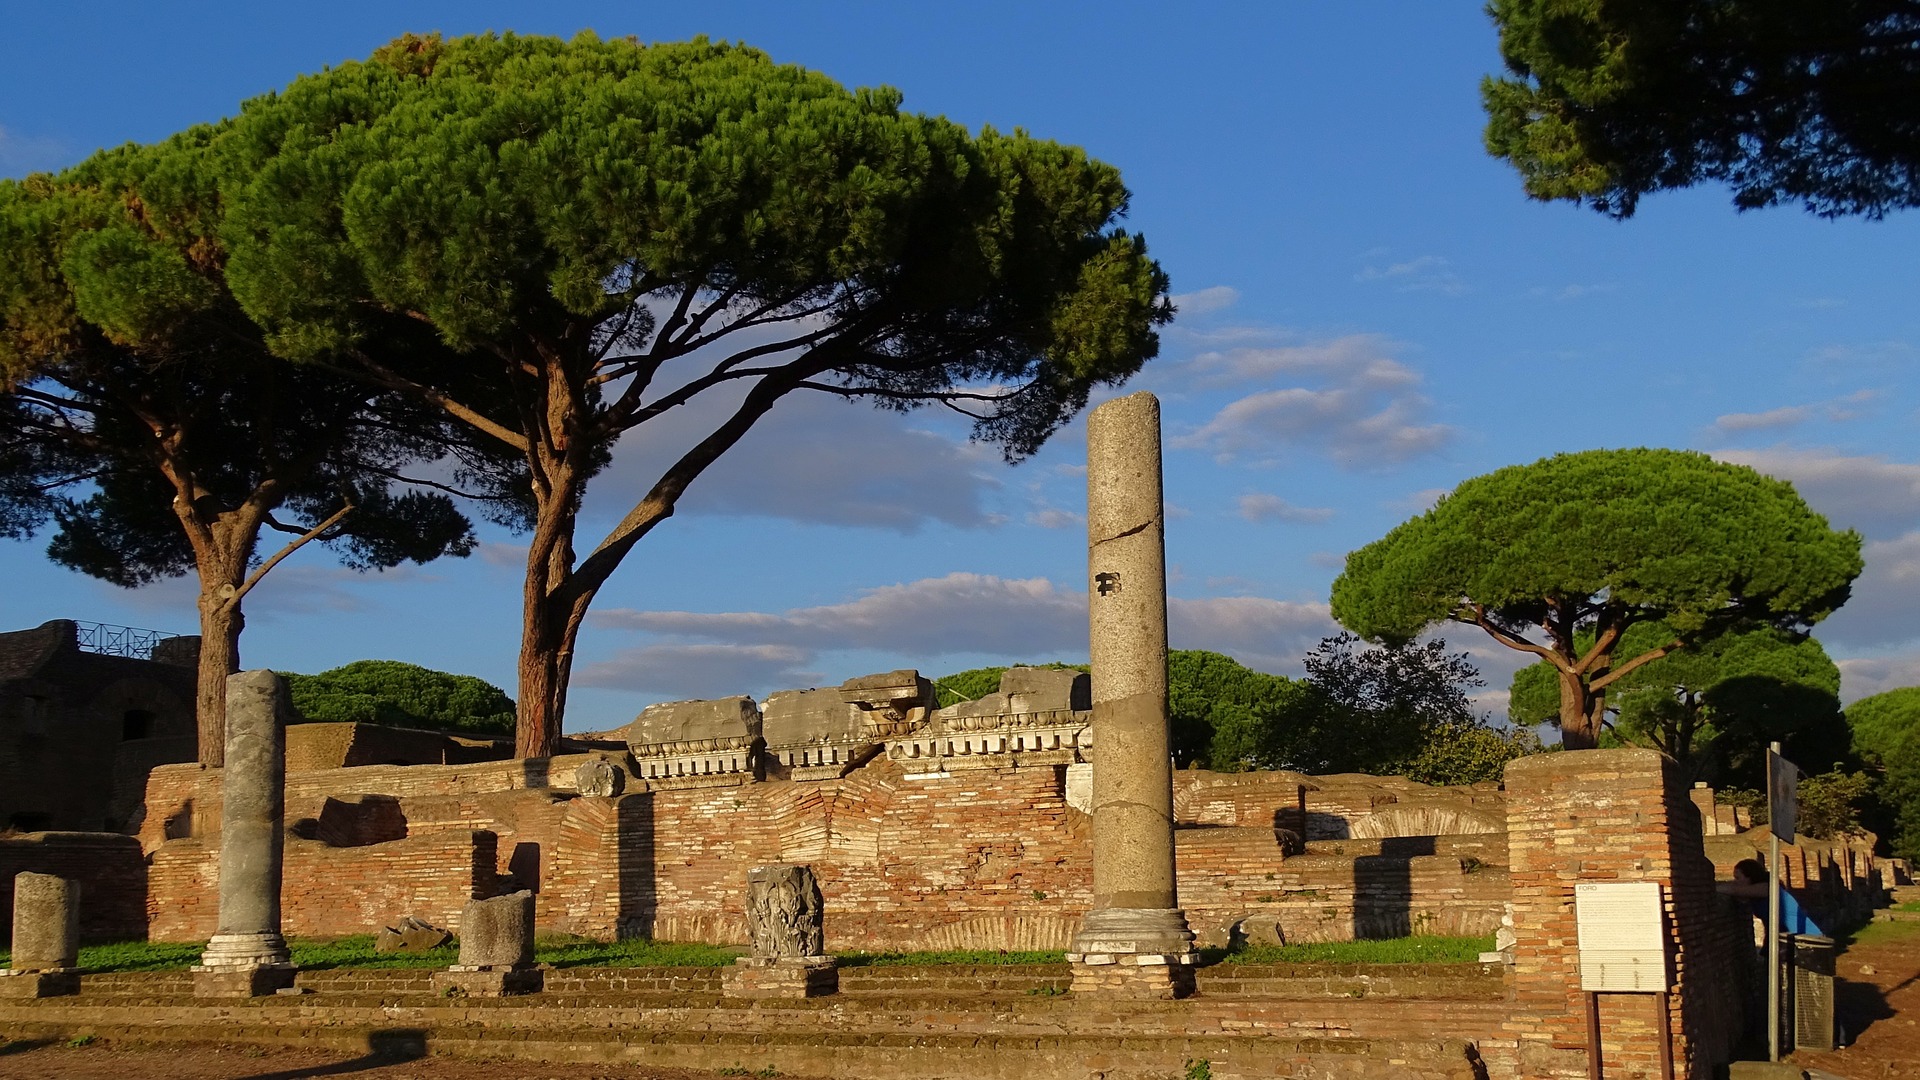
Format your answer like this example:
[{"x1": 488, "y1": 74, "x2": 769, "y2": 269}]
[
  {"x1": 1768, "y1": 746, "x2": 1798, "y2": 842},
  {"x1": 1575, "y1": 881, "x2": 1668, "y2": 992}
]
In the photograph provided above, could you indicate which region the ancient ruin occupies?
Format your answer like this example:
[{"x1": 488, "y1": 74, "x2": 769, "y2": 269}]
[
  {"x1": 0, "y1": 620, "x2": 198, "y2": 834},
  {"x1": 0, "y1": 872, "x2": 80, "y2": 997},
  {"x1": 432, "y1": 891, "x2": 540, "y2": 996},
  {"x1": 1068, "y1": 391, "x2": 1200, "y2": 998},
  {"x1": 191, "y1": 670, "x2": 295, "y2": 997},
  {"x1": 724, "y1": 864, "x2": 838, "y2": 998}
]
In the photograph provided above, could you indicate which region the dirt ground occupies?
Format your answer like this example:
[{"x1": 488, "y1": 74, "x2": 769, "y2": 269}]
[
  {"x1": 1791, "y1": 919, "x2": 1920, "y2": 1079},
  {"x1": 0, "y1": 1041, "x2": 820, "y2": 1080}
]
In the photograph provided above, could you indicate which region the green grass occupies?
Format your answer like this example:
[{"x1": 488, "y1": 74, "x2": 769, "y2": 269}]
[
  {"x1": 291, "y1": 936, "x2": 459, "y2": 970},
  {"x1": 10, "y1": 933, "x2": 1498, "y2": 975},
  {"x1": 1204, "y1": 933, "x2": 1496, "y2": 966},
  {"x1": 1895, "y1": 900, "x2": 1920, "y2": 913},
  {"x1": 0, "y1": 935, "x2": 742, "y2": 974},
  {"x1": 1845, "y1": 919, "x2": 1920, "y2": 949},
  {"x1": 838, "y1": 948, "x2": 1066, "y2": 968}
]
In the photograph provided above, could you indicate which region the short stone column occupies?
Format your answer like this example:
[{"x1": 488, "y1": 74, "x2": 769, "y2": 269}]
[
  {"x1": 194, "y1": 670, "x2": 297, "y2": 997},
  {"x1": 432, "y1": 891, "x2": 542, "y2": 996},
  {"x1": 0, "y1": 873, "x2": 82, "y2": 997},
  {"x1": 723, "y1": 864, "x2": 837, "y2": 998},
  {"x1": 1067, "y1": 392, "x2": 1198, "y2": 998}
]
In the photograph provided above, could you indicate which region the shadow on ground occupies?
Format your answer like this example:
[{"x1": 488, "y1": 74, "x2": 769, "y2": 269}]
[{"x1": 238, "y1": 1031, "x2": 427, "y2": 1080}]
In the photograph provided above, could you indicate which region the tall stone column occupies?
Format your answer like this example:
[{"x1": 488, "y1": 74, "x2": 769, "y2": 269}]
[
  {"x1": 194, "y1": 669, "x2": 296, "y2": 997},
  {"x1": 1067, "y1": 391, "x2": 1197, "y2": 998}
]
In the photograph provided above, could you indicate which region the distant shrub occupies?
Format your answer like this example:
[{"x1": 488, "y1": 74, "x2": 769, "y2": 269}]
[
  {"x1": 281, "y1": 660, "x2": 514, "y2": 736},
  {"x1": 1797, "y1": 769, "x2": 1873, "y2": 840}
]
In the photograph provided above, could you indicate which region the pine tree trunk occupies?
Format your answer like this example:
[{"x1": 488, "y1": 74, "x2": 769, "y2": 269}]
[
  {"x1": 192, "y1": 560, "x2": 247, "y2": 767},
  {"x1": 1557, "y1": 668, "x2": 1600, "y2": 750},
  {"x1": 513, "y1": 421, "x2": 582, "y2": 759},
  {"x1": 516, "y1": 589, "x2": 565, "y2": 760}
]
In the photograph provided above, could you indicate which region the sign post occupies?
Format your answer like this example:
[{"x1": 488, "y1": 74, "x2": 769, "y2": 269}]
[
  {"x1": 1575, "y1": 881, "x2": 1673, "y2": 1080},
  {"x1": 1766, "y1": 742, "x2": 1798, "y2": 1063}
]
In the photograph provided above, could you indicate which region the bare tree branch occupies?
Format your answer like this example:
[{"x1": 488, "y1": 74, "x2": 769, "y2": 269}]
[{"x1": 230, "y1": 500, "x2": 355, "y2": 606}]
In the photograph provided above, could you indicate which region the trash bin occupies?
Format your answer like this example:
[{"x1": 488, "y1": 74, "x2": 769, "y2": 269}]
[{"x1": 1789, "y1": 933, "x2": 1836, "y2": 1052}]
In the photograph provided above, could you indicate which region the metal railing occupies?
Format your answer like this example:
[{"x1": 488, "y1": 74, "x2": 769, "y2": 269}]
[{"x1": 74, "y1": 621, "x2": 180, "y2": 660}]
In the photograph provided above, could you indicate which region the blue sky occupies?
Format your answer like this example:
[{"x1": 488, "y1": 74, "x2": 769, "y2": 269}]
[{"x1": 6, "y1": 1, "x2": 1918, "y2": 730}]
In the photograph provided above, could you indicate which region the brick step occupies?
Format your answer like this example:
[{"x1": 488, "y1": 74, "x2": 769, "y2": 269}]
[
  {"x1": 0, "y1": 1016, "x2": 1488, "y2": 1080},
  {"x1": 75, "y1": 972, "x2": 193, "y2": 996},
  {"x1": 1197, "y1": 961, "x2": 1505, "y2": 1000}
]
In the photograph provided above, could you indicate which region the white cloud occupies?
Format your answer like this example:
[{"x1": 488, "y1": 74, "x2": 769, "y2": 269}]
[
  {"x1": 587, "y1": 390, "x2": 999, "y2": 533},
  {"x1": 574, "y1": 643, "x2": 822, "y2": 697},
  {"x1": 90, "y1": 560, "x2": 441, "y2": 623},
  {"x1": 582, "y1": 571, "x2": 1344, "y2": 689},
  {"x1": 1712, "y1": 448, "x2": 1920, "y2": 540},
  {"x1": 1712, "y1": 405, "x2": 1816, "y2": 434},
  {"x1": 476, "y1": 541, "x2": 529, "y2": 568},
  {"x1": 1806, "y1": 341, "x2": 1916, "y2": 371},
  {"x1": 1528, "y1": 283, "x2": 1617, "y2": 301},
  {"x1": 1837, "y1": 650, "x2": 1920, "y2": 704},
  {"x1": 1175, "y1": 386, "x2": 1452, "y2": 467},
  {"x1": 1389, "y1": 487, "x2": 1451, "y2": 514},
  {"x1": 1027, "y1": 507, "x2": 1084, "y2": 530},
  {"x1": 1237, "y1": 493, "x2": 1334, "y2": 524},
  {"x1": 1164, "y1": 334, "x2": 1454, "y2": 468},
  {"x1": 590, "y1": 572, "x2": 1086, "y2": 659},
  {"x1": 1168, "y1": 596, "x2": 1336, "y2": 674},
  {"x1": 1709, "y1": 390, "x2": 1878, "y2": 436},
  {"x1": 1813, "y1": 531, "x2": 1920, "y2": 648},
  {"x1": 1170, "y1": 285, "x2": 1240, "y2": 317},
  {"x1": 1354, "y1": 255, "x2": 1466, "y2": 296}
]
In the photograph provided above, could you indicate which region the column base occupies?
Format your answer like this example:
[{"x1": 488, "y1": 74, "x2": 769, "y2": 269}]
[
  {"x1": 1067, "y1": 952, "x2": 1199, "y2": 999},
  {"x1": 198, "y1": 931, "x2": 292, "y2": 969},
  {"x1": 1069, "y1": 906, "x2": 1198, "y2": 959},
  {"x1": 192, "y1": 964, "x2": 296, "y2": 998},
  {"x1": 0, "y1": 969, "x2": 81, "y2": 998},
  {"x1": 431, "y1": 966, "x2": 544, "y2": 997},
  {"x1": 723, "y1": 956, "x2": 839, "y2": 998}
]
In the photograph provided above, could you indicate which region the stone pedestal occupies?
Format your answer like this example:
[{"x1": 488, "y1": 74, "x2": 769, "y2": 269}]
[
  {"x1": 432, "y1": 891, "x2": 540, "y2": 997},
  {"x1": 192, "y1": 964, "x2": 296, "y2": 998},
  {"x1": 1068, "y1": 392, "x2": 1197, "y2": 997},
  {"x1": 194, "y1": 671, "x2": 296, "y2": 997},
  {"x1": 726, "y1": 864, "x2": 836, "y2": 998},
  {"x1": 2, "y1": 872, "x2": 82, "y2": 997},
  {"x1": 722, "y1": 955, "x2": 839, "y2": 998}
]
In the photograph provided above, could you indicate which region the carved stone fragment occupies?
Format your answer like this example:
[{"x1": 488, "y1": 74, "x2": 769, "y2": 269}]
[
  {"x1": 574, "y1": 757, "x2": 625, "y2": 798},
  {"x1": 745, "y1": 864, "x2": 825, "y2": 959}
]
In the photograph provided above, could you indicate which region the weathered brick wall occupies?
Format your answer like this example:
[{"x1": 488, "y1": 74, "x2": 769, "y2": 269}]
[
  {"x1": 148, "y1": 830, "x2": 496, "y2": 941},
  {"x1": 1704, "y1": 830, "x2": 1891, "y2": 931},
  {"x1": 139, "y1": 754, "x2": 1513, "y2": 951},
  {"x1": 1504, "y1": 749, "x2": 1748, "y2": 1080},
  {"x1": 1, "y1": 832, "x2": 148, "y2": 943}
]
